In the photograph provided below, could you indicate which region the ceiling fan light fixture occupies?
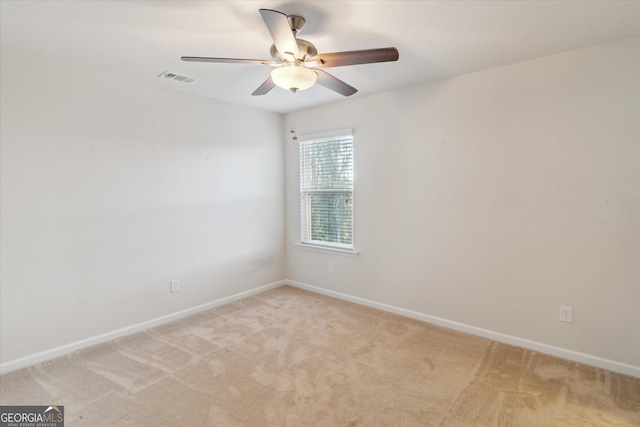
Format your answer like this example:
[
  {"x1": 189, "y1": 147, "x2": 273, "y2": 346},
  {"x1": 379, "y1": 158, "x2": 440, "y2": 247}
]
[{"x1": 271, "y1": 65, "x2": 317, "y2": 92}]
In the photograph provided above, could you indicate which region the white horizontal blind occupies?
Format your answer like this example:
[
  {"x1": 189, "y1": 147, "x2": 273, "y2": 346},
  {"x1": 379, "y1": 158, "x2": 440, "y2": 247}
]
[{"x1": 299, "y1": 131, "x2": 353, "y2": 249}]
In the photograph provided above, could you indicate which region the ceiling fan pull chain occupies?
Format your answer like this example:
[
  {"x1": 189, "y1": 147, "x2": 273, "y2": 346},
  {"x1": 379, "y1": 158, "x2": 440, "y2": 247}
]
[{"x1": 290, "y1": 92, "x2": 298, "y2": 141}]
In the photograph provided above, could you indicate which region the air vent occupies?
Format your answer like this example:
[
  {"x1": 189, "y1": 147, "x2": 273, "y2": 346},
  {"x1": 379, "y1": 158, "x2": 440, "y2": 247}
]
[{"x1": 157, "y1": 71, "x2": 195, "y2": 83}]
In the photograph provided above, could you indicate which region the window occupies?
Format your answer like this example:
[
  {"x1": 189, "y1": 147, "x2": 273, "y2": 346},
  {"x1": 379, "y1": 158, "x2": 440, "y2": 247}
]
[{"x1": 299, "y1": 129, "x2": 354, "y2": 250}]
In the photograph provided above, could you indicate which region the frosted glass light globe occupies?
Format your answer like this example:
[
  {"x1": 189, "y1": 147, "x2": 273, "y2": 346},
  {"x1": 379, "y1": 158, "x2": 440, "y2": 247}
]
[{"x1": 271, "y1": 65, "x2": 317, "y2": 92}]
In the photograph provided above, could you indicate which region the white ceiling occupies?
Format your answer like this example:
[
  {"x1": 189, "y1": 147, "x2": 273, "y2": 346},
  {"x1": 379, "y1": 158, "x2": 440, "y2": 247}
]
[{"x1": 1, "y1": 1, "x2": 639, "y2": 114}]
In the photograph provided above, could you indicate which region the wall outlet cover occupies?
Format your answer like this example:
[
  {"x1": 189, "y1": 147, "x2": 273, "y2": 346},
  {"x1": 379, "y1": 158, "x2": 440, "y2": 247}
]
[{"x1": 560, "y1": 306, "x2": 573, "y2": 323}]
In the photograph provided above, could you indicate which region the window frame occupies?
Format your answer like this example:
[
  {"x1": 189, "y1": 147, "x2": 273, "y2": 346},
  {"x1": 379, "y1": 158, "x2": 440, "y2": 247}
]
[{"x1": 297, "y1": 129, "x2": 357, "y2": 256}]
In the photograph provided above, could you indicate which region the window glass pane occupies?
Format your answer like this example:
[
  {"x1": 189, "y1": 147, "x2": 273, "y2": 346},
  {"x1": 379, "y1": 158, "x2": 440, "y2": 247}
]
[
  {"x1": 307, "y1": 193, "x2": 353, "y2": 245},
  {"x1": 301, "y1": 139, "x2": 353, "y2": 191}
]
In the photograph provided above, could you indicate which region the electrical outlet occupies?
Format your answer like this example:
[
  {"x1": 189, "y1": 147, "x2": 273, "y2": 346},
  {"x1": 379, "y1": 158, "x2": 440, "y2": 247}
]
[
  {"x1": 328, "y1": 263, "x2": 334, "y2": 274},
  {"x1": 170, "y1": 279, "x2": 180, "y2": 293},
  {"x1": 560, "y1": 306, "x2": 572, "y2": 323}
]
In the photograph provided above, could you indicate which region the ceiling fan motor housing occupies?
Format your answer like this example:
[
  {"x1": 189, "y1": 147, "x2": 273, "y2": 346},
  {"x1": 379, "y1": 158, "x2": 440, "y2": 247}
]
[{"x1": 270, "y1": 39, "x2": 317, "y2": 62}]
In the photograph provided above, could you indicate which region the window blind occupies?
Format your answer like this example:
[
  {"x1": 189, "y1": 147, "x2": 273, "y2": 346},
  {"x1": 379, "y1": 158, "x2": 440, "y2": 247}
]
[{"x1": 299, "y1": 132, "x2": 353, "y2": 249}]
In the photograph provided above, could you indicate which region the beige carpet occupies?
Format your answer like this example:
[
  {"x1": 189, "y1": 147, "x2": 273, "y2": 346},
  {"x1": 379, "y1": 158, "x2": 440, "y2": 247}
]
[{"x1": 1, "y1": 285, "x2": 638, "y2": 426}]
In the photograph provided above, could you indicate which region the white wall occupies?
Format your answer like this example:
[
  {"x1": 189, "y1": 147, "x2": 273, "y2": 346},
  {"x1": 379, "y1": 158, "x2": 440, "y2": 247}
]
[
  {"x1": 285, "y1": 37, "x2": 640, "y2": 370},
  {"x1": 0, "y1": 51, "x2": 285, "y2": 368}
]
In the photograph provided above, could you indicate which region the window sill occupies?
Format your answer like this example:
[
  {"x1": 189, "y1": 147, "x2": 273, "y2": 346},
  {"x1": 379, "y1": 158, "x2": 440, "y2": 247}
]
[{"x1": 294, "y1": 243, "x2": 359, "y2": 258}]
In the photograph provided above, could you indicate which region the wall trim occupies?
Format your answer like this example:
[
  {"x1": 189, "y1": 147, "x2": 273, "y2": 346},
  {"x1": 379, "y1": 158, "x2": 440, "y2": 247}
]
[
  {"x1": 0, "y1": 280, "x2": 285, "y2": 375},
  {"x1": 294, "y1": 243, "x2": 359, "y2": 257},
  {"x1": 285, "y1": 279, "x2": 640, "y2": 378}
]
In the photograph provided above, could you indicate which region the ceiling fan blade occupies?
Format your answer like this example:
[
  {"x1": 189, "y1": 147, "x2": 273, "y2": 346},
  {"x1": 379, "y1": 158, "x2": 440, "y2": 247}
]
[
  {"x1": 259, "y1": 9, "x2": 300, "y2": 59},
  {"x1": 181, "y1": 56, "x2": 274, "y2": 65},
  {"x1": 310, "y1": 47, "x2": 399, "y2": 68},
  {"x1": 252, "y1": 76, "x2": 276, "y2": 96},
  {"x1": 314, "y1": 70, "x2": 357, "y2": 97}
]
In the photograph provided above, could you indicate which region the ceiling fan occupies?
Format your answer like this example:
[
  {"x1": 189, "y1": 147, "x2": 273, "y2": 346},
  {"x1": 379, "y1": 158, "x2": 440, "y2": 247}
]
[{"x1": 181, "y1": 8, "x2": 399, "y2": 97}]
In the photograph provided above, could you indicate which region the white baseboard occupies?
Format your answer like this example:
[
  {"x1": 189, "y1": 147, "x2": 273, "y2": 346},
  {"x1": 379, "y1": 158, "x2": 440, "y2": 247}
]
[
  {"x1": 0, "y1": 280, "x2": 285, "y2": 375},
  {"x1": 286, "y1": 280, "x2": 640, "y2": 378}
]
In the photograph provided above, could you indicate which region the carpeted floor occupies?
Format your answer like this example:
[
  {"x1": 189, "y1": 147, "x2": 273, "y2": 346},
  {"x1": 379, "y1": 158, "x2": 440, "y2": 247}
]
[{"x1": 1, "y1": 285, "x2": 638, "y2": 426}]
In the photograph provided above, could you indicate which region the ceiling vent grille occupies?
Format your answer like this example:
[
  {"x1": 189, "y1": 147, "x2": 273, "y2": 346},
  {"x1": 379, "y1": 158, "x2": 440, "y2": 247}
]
[{"x1": 158, "y1": 71, "x2": 195, "y2": 83}]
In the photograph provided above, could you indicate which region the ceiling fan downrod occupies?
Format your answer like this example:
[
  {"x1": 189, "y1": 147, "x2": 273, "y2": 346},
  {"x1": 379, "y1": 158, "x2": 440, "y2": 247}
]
[{"x1": 287, "y1": 15, "x2": 306, "y2": 34}]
